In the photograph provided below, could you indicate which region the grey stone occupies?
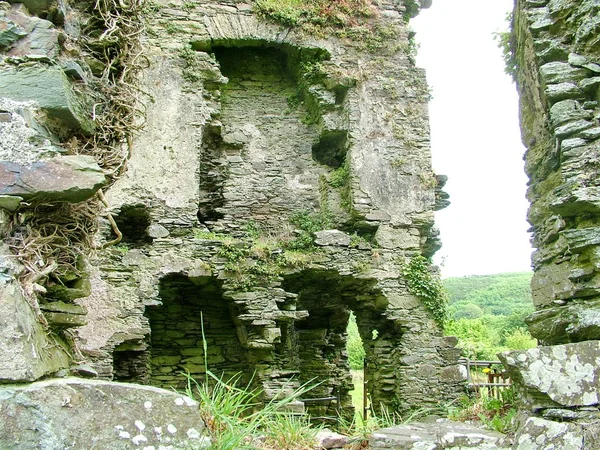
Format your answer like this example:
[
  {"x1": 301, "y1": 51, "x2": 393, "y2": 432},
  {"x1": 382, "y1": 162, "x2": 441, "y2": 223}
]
[
  {"x1": 0, "y1": 155, "x2": 106, "y2": 202},
  {"x1": 315, "y1": 428, "x2": 349, "y2": 449},
  {"x1": 525, "y1": 301, "x2": 600, "y2": 344},
  {"x1": 554, "y1": 119, "x2": 594, "y2": 137},
  {"x1": 0, "y1": 378, "x2": 206, "y2": 450},
  {"x1": 561, "y1": 227, "x2": 600, "y2": 253},
  {"x1": 0, "y1": 17, "x2": 27, "y2": 49},
  {"x1": 540, "y1": 62, "x2": 590, "y2": 84},
  {"x1": 583, "y1": 63, "x2": 600, "y2": 73},
  {"x1": 513, "y1": 417, "x2": 584, "y2": 450},
  {"x1": 314, "y1": 229, "x2": 351, "y2": 247},
  {"x1": 147, "y1": 223, "x2": 170, "y2": 238},
  {"x1": 545, "y1": 82, "x2": 585, "y2": 103},
  {"x1": 0, "y1": 280, "x2": 70, "y2": 382},
  {"x1": 560, "y1": 137, "x2": 588, "y2": 153},
  {"x1": 500, "y1": 341, "x2": 600, "y2": 409},
  {"x1": 5, "y1": 3, "x2": 59, "y2": 58},
  {"x1": 0, "y1": 64, "x2": 93, "y2": 133},
  {"x1": 549, "y1": 100, "x2": 591, "y2": 127},
  {"x1": 0, "y1": 194, "x2": 22, "y2": 211},
  {"x1": 581, "y1": 127, "x2": 600, "y2": 140},
  {"x1": 568, "y1": 53, "x2": 588, "y2": 67},
  {"x1": 579, "y1": 76, "x2": 600, "y2": 93},
  {"x1": 369, "y1": 419, "x2": 508, "y2": 449}
]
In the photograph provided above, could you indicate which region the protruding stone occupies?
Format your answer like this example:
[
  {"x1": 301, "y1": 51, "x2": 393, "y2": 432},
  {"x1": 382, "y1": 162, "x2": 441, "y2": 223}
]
[
  {"x1": 0, "y1": 64, "x2": 93, "y2": 133},
  {"x1": 147, "y1": 223, "x2": 170, "y2": 239},
  {"x1": 540, "y1": 62, "x2": 590, "y2": 84},
  {"x1": 0, "y1": 155, "x2": 106, "y2": 202},
  {"x1": 513, "y1": 417, "x2": 584, "y2": 450},
  {"x1": 316, "y1": 429, "x2": 349, "y2": 449},
  {"x1": 500, "y1": 341, "x2": 600, "y2": 410},
  {"x1": 525, "y1": 301, "x2": 600, "y2": 344},
  {"x1": 314, "y1": 229, "x2": 351, "y2": 247},
  {"x1": 0, "y1": 195, "x2": 22, "y2": 212}
]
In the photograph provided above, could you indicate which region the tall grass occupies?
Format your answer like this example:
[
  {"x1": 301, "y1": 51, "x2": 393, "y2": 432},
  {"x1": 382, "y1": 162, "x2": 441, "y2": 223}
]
[{"x1": 184, "y1": 371, "x2": 322, "y2": 450}]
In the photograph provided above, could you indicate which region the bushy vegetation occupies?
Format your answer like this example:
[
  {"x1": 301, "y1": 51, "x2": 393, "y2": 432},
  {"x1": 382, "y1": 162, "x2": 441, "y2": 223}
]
[
  {"x1": 253, "y1": 0, "x2": 375, "y2": 31},
  {"x1": 443, "y1": 272, "x2": 536, "y2": 360},
  {"x1": 402, "y1": 256, "x2": 449, "y2": 328}
]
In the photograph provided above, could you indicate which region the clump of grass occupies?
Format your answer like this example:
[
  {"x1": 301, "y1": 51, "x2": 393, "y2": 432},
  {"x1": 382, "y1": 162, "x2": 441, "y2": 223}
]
[
  {"x1": 448, "y1": 388, "x2": 517, "y2": 434},
  {"x1": 184, "y1": 370, "x2": 322, "y2": 450}
]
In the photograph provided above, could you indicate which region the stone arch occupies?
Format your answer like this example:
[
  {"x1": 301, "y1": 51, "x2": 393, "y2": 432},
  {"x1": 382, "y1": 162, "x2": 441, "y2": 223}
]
[
  {"x1": 281, "y1": 269, "x2": 402, "y2": 418},
  {"x1": 144, "y1": 273, "x2": 250, "y2": 389}
]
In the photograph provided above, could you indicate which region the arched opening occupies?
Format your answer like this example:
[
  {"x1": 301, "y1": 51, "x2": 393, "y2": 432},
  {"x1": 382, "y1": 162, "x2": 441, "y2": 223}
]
[
  {"x1": 144, "y1": 274, "x2": 250, "y2": 389},
  {"x1": 281, "y1": 269, "x2": 398, "y2": 421}
]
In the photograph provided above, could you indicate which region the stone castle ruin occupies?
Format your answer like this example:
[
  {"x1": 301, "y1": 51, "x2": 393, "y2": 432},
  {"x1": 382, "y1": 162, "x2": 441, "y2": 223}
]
[{"x1": 0, "y1": 0, "x2": 599, "y2": 448}]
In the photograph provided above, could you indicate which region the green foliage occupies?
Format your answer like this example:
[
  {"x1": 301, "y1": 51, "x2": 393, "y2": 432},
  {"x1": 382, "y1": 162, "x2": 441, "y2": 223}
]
[
  {"x1": 443, "y1": 272, "x2": 536, "y2": 358},
  {"x1": 444, "y1": 272, "x2": 533, "y2": 319},
  {"x1": 346, "y1": 312, "x2": 365, "y2": 370},
  {"x1": 329, "y1": 163, "x2": 349, "y2": 189},
  {"x1": 184, "y1": 371, "x2": 321, "y2": 450},
  {"x1": 287, "y1": 210, "x2": 330, "y2": 250},
  {"x1": 402, "y1": 256, "x2": 449, "y2": 328},
  {"x1": 493, "y1": 12, "x2": 517, "y2": 82},
  {"x1": 448, "y1": 388, "x2": 518, "y2": 434},
  {"x1": 253, "y1": 0, "x2": 375, "y2": 32}
]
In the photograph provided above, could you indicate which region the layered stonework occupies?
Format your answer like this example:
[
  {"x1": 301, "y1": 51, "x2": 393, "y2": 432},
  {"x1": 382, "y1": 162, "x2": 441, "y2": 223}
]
[
  {"x1": 73, "y1": 0, "x2": 462, "y2": 416},
  {"x1": 505, "y1": 0, "x2": 600, "y2": 446}
]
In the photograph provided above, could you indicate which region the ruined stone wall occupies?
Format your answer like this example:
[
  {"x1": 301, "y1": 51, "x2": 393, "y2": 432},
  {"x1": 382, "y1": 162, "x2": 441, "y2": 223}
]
[
  {"x1": 500, "y1": 0, "x2": 600, "y2": 446},
  {"x1": 0, "y1": 0, "x2": 462, "y2": 424},
  {"x1": 72, "y1": 0, "x2": 463, "y2": 415}
]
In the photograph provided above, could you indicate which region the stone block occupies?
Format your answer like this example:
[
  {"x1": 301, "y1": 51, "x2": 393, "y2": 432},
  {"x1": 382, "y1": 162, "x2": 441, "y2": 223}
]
[
  {"x1": 499, "y1": 341, "x2": 600, "y2": 410},
  {"x1": 370, "y1": 420, "x2": 508, "y2": 449},
  {"x1": 5, "y1": 3, "x2": 59, "y2": 58},
  {"x1": 0, "y1": 155, "x2": 106, "y2": 202},
  {"x1": 513, "y1": 417, "x2": 584, "y2": 450},
  {"x1": 0, "y1": 64, "x2": 93, "y2": 133},
  {"x1": 314, "y1": 230, "x2": 351, "y2": 247},
  {"x1": 0, "y1": 378, "x2": 205, "y2": 450},
  {"x1": 549, "y1": 100, "x2": 592, "y2": 127},
  {"x1": 44, "y1": 311, "x2": 87, "y2": 327},
  {"x1": 540, "y1": 62, "x2": 590, "y2": 84},
  {"x1": 0, "y1": 281, "x2": 70, "y2": 382},
  {"x1": 525, "y1": 300, "x2": 600, "y2": 344}
]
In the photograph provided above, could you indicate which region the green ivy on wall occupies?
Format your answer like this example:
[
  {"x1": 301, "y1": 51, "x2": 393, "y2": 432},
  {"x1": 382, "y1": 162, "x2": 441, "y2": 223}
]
[{"x1": 402, "y1": 255, "x2": 449, "y2": 328}]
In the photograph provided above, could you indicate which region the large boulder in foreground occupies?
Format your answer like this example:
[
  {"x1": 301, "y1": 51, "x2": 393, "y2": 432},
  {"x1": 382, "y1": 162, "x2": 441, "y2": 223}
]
[
  {"x1": 0, "y1": 378, "x2": 206, "y2": 450},
  {"x1": 499, "y1": 341, "x2": 600, "y2": 410},
  {"x1": 513, "y1": 416, "x2": 600, "y2": 450},
  {"x1": 0, "y1": 155, "x2": 105, "y2": 203}
]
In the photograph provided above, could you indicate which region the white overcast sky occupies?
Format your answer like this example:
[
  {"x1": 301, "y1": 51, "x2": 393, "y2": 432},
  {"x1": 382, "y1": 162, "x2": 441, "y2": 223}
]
[{"x1": 410, "y1": 0, "x2": 533, "y2": 278}]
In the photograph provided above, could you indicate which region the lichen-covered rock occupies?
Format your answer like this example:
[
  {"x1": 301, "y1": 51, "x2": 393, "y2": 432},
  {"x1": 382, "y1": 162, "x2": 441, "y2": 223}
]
[
  {"x1": 314, "y1": 229, "x2": 351, "y2": 247},
  {"x1": 0, "y1": 155, "x2": 106, "y2": 202},
  {"x1": 369, "y1": 419, "x2": 509, "y2": 449},
  {"x1": 0, "y1": 378, "x2": 206, "y2": 450},
  {"x1": 513, "y1": 417, "x2": 585, "y2": 450},
  {"x1": 499, "y1": 341, "x2": 600, "y2": 410}
]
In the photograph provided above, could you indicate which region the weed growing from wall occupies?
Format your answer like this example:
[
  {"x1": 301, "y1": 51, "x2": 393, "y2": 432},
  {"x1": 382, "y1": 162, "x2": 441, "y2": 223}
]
[{"x1": 401, "y1": 255, "x2": 448, "y2": 328}]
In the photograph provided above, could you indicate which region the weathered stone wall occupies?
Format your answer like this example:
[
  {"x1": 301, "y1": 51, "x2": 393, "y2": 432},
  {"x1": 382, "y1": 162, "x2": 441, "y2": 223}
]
[
  {"x1": 72, "y1": 0, "x2": 463, "y2": 416},
  {"x1": 504, "y1": 0, "x2": 600, "y2": 446},
  {"x1": 0, "y1": 0, "x2": 461, "y2": 434}
]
